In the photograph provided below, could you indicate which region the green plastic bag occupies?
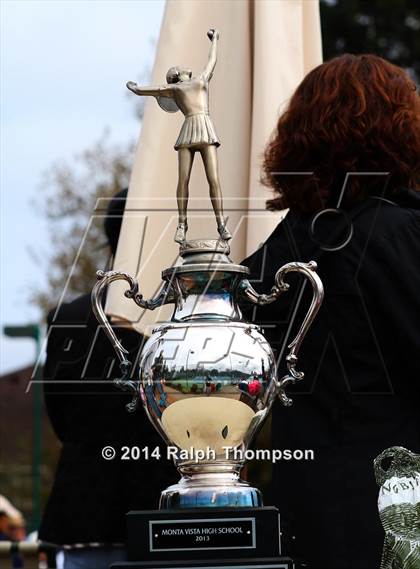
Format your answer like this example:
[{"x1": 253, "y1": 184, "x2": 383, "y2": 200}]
[{"x1": 374, "y1": 446, "x2": 420, "y2": 569}]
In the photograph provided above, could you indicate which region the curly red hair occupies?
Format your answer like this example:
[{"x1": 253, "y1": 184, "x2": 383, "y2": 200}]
[{"x1": 263, "y1": 54, "x2": 420, "y2": 212}]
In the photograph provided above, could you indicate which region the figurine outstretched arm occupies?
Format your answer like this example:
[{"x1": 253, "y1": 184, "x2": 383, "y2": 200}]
[
  {"x1": 126, "y1": 81, "x2": 173, "y2": 98},
  {"x1": 201, "y1": 28, "x2": 220, "y2": 81}
]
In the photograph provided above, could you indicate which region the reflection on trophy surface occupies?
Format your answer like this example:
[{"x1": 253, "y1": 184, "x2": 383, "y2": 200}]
[
  {"x1": 139, "y1": 320, "x2": 277, "y2": 508},
  {"x1": 91, "y1": 29, "x2": 324, "y2": 510}
]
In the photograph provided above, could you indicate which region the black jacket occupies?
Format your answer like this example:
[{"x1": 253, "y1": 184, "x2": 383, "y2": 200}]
[
  {"x1": 241, "y1": 188, "x2": 420, "y2": 569},
  {"x1": 39, "y1": 294, "x2": 177, "y2": 545}
]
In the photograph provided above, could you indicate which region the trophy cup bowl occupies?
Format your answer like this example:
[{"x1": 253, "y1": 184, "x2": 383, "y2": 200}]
[
  {"x1": 92, "y1": 243, "x2": 324, "y2": 509},
  {"x1": 139, "y1": 319, "x2": 277, "y2": 508}
]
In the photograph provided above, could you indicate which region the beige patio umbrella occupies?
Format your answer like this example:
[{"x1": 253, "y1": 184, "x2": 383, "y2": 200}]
[{"x1": 105, "y1": 0, "x2": 322, "y2": 333}]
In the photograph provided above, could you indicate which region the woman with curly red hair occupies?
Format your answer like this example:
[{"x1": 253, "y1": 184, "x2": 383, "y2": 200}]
[
  {"x1": 263, "y1": 53, "x2": 420, "y2": 212},
  {"x1": 242, "y1": 54, "x2": 420, "y2": 569}
]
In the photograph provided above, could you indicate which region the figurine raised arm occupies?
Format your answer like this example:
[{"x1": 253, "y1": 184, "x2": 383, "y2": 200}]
[{"x1": 126, "y1": 28, "x2": 231, "y2": 244}]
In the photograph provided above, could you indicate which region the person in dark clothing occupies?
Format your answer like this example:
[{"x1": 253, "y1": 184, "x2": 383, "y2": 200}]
[
  {"x1": 39, "y1": 190, "x2": 177, "y2": 568},
  {"x1": 241, "y1": 54, "x2": 420, "y2": 569}
]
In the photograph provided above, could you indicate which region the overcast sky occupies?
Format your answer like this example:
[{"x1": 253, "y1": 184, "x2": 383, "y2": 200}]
[{"x1": 1, "y1": 0, "x2": 165, "y2": 373}]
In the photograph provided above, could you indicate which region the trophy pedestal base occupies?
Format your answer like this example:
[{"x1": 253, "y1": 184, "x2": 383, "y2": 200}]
[
  {"x1": 109, "y1": 507, "x2": 302, "y2": 569},
  {"x1": 111, "y1": 557, "x2": 296, "y2": 569},
  {"x1": 125, "y1": 507, "x2": 282, "y2": 562}
]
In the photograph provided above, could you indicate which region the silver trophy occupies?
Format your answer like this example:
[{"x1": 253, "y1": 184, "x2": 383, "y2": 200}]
[{"x1": 91, "y1": 29, "x2": 324, "y2": 510}]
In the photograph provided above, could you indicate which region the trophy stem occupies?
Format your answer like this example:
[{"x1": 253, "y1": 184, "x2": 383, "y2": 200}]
[{"x1": 159, "y1": 469, "x2": 263, "y2": 509}]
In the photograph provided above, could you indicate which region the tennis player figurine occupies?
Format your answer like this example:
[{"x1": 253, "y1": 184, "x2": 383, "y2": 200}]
[{"x1": 127, "y1": 28, "x2": 231, "y2": 244}]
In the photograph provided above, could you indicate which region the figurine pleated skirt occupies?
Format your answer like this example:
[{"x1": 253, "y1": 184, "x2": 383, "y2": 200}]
[{"x1": 174, "y1": 112, "x2": 220, "y2": 150}]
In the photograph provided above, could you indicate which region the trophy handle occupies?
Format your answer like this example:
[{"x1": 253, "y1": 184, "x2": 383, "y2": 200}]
[
  {"x1": 91, "y1": 270, "x2": 140, "y2": 411},
  {"x1": 92, "y1": 269, "x2": 175, "y2": 411},
  {"x1": 239, "y1": 261, "x2": 324, "y2": 406},
  {"x1": 275, "y1": 261, "x2": 324, "y2": 406}
]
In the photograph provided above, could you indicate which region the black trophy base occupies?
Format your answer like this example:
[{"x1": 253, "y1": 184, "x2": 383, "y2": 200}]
[
  {"x1": 126, "y1": 507, "x2": 282, "y2": 562},
  {"x1": 111, "y1": 557, "x2": 295, "y2": 569}
]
